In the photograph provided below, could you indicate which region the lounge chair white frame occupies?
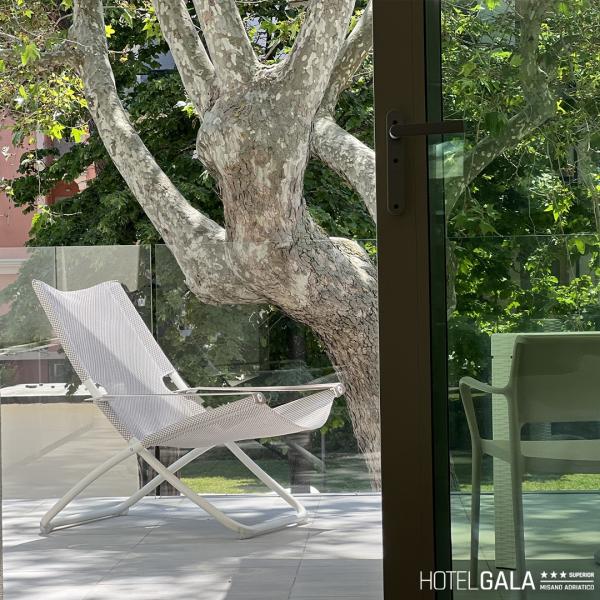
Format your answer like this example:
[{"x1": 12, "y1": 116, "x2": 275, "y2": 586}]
[
  {"x1": 32, "y1": 280, "x2": 344, "y2": 538},
  {"x1": 460, "y1": 333, "x2": 600, "y2": 582}
]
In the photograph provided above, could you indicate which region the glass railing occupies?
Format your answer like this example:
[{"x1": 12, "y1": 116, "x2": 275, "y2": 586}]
[{"x1": 0, "y1": 243, "x2": 377, "y2": 502}]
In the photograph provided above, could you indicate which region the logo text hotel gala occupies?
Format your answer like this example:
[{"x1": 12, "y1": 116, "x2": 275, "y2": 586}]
[{"x1": 419, "y1": 570, "x2": 596, "y2": 592}]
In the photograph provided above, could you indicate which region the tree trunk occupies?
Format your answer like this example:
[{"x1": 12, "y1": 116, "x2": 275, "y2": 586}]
[
  {"x1": 189, "y1": 82, "x2": 382, "y2": 486},
  {"x1": 324, "y1": 321, "x2": 381, "y2": 486}
]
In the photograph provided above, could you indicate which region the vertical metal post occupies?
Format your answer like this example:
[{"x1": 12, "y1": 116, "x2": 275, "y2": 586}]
[{"x1": 374, "y1": 0, "x2": 442, "y2": 597}]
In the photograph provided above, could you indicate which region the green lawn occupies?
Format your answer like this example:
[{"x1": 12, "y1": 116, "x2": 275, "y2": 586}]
[
  {"x1": 180, "y1": 454, "x2": 373, "y2": 494},
  {"x1": 453, "y1": 455, "x2": 600, "y2": 492},
  {"x1": 458, "y1": 473, "x2": 600, "y2": 493},
  {"x1": 181, "y1": 453, "x2": 600, "y2": 495}
]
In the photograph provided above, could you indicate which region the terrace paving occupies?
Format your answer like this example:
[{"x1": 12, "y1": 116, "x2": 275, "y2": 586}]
[
  {"x1": 5, "y1": 491, "x2": 600, "y2": 599},
  {"x1": 4, "y1": 494, "x2": 383, "y2": 600}
]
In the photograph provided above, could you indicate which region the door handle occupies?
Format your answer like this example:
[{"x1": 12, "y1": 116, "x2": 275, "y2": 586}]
[{"x1": 386, "y1": 110, "x2": 464, "y2": 215}]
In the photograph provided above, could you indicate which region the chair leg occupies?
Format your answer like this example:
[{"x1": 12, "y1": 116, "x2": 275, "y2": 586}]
[
  {"x1": 41, "y1": 445, "x2": 215, "y2": 534},
  {"x1": 225, "y1": 441, "x2": 307, "y2": 516},
  {"x1": 510, "y1": 461, "x2": 526, "y2": 582},
  {"x1": 41, "y1": 440, "x2": 308, "y2": 537},
  {"x1": 118, "y1": 440, "x2": 301, "y2": 516},
  {"x1": 40, "y1": 444, "x2": 137, "y2": 534},
  {"x1": 138, "y1": 447, "x2": 308, "y2": 538},
  {"x1": 470, "y1": 449, "x2": 482, "y2": 587},
  {"x1": 110, "y1": 446, "x2": 212, "y2": 511}
]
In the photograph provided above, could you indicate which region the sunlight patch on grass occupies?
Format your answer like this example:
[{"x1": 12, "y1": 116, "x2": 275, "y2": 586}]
[
  {"x1": 179, "y1": 455, "x2": 372, "y2": 494},
  {"x1": 181, "y1": 475, "x2": 259, "y2": 494},
  {"x1": 460, "y1": 473, "x2": 600, "y2": 493}
]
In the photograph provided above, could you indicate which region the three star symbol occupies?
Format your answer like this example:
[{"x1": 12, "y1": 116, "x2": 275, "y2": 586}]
[{"x1": 541, "y1": 570, "x2": 567, "y2": 579}]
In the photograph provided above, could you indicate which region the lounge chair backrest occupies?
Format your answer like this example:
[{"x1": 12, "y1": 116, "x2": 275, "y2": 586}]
[
  {"x1": 509, "y1": 333, "x2": 600, "y2": 426},
  {"x1": 32, "y1": 280, "x2": 175, "y2": 395}
]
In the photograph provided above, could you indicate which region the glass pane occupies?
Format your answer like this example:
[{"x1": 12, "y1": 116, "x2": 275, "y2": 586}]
[
  {"x1": 0, "y1": 246, "x2": 151, "y2": 503},
  {"x1": 433, "y1": 0, "x2": 600, "y2": 595},
  {"x1": 1, "y1": 1, "x2": 381, "y2": 596},
  {"x1": 154, "y1": 242, "x2": 377, "y2": 495}
]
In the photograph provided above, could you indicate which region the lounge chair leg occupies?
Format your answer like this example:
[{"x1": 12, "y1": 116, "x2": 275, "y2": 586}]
[
  {"x1": 40, "y1": 444, "x2": 214, "y2": 534},
  {"x1": 40, "y1": 443, "x2": 138, "y2": 534},
  {"x1": 138, "y1": 447, "x2": 307, "y2": 538},
  {"x1": 40, "y1": 441, "x2": 306, "y2": 536},
  {"x1": 111, "y1": 446, "x2": 212, "y2": 511},
  {"x1": 225, "y1": 442, "x2": 307, "y2": 517},
  {"x1": 470, "y1": 449, "x2": 482, "y2": 588}
]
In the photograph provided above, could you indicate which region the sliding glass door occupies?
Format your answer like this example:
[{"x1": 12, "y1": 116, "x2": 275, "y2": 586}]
[
  {"x1": 431, "y1": 0, "x2": 599, "y2": 596},
  {"x1": 376, "y1": 0, "x2": 599, "y2": 597}
]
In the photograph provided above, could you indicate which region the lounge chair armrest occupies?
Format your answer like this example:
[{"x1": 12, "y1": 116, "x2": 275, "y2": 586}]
[
  {"x1": 176, "y1": 383, "x2": 345, "y2": 397},
  {"x1": 93, "y1": 392, "x2": 259, "y2": 403}
]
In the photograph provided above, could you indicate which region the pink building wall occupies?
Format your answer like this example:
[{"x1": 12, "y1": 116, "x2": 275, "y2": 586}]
[
  {"x1": 0, "y1": 121, "x2": 38, "y2": 249},
  {"x1": 0, "y1": 118, "x2": 94, "y2": 314}
]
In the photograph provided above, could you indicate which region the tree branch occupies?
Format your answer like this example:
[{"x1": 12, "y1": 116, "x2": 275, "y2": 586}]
[
  {"x1": 280, "y1": 0, "x2": 355, "y2": 114},
  {"x1": 72, "y1": 0, "x2": 222, "y2": 241},
  {"x1": 445, "y1": 0, "x2": 556, "y2": 218},
  {"x1": 307, "y1": 4, "x2": 376, "y2": 224},
  {"x1": 192, "y1": 0, "x2": 258, "y2": 87},
  {"x1": 0, "y1": 41, "x2": 82, "y2": 71},
  {"x1": 320, "y1": 0, "x2": 372, "y2": 115},
  {"x1": 312, "y1": 116, "x2": 375, "y2": 222},
  {"x1": 184, "y1": 239, "x2": 266, "y2": 304},
  {"x1": 445, "y1": 106, "x2": 553, "y2": 214},
  {"x1": 152, "y1": 0, "x2": 216, "y2": 114},
  {"x1": 72, "y1": 0, "x2": 263, "y2": 304},
  {"x1": 516, "y1": 0, "x2": 553, "y2": 101}
]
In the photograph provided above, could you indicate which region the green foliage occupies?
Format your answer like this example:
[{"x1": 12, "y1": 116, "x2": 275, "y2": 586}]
[
  {"x1": 3, "y1": 0, "x2": 374, "y2": 245},
  {"x1": 5, "y1": 0, "x2": 599, "y2": 457},
  {"x1": 443, "y1": 0, "x2": 600, "y2": 386}
]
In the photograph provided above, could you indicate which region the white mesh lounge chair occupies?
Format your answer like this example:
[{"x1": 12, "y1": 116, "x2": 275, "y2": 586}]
[{"x1": 32, "y1": 279, "x2": 344, "y2": 538}]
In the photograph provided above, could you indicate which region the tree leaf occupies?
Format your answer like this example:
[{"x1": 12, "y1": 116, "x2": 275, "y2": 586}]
[
  {"x1": 20, "y1": 43, "x2": 40, "y2": 66},
  {"x1": 509, "y1": 54, "x2": 523, "y2": 67},
  {"x1": 483, "y1": 111, "x2": 508, "y2": 135},
  {"x1": 70, "y1": 127, "x2": 86, "y2": 143}
]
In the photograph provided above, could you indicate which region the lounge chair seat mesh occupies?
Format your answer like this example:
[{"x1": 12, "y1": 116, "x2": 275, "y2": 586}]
[{"x1": 32, "y1": 280, "x2": 336, "y2": 448}]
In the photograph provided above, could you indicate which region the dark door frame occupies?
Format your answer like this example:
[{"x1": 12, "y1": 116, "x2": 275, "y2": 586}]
[{"x1": 374, "y1": 1, "x2": 451, "y2": 597}]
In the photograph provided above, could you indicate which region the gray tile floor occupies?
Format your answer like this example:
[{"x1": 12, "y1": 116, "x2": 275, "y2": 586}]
[
  {"x1": 451, "y1": 492, "x2": 600, "y2": 599},
  {"x1": 6, "y1": 492, "x2": 600, "y2": 599},
  {"x1": 4, "y1": 494, "x2": 383, "y2": 600}
]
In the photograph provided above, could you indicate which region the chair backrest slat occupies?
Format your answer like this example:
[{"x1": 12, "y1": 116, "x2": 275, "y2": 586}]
[
  {"x1": 32, "y1": 280, "x2": 174, "y2": 395},
  {"x1": 510, "y1": 333, "x2": 600, "y2": 426}
]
